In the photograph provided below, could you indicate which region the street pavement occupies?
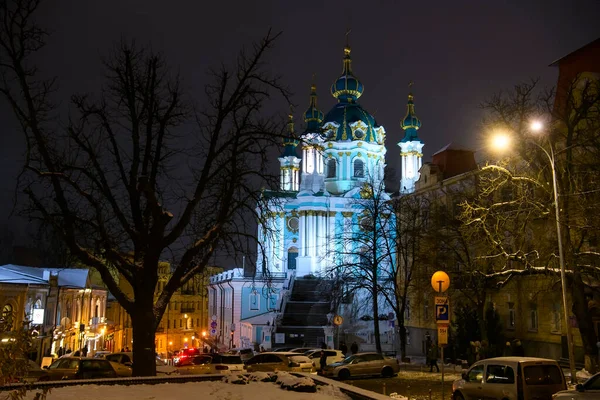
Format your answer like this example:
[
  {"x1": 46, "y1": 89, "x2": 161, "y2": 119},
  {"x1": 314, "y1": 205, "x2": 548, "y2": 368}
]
[{"x1": 345, "y1": 357, "x2": 463, "y2": 400}]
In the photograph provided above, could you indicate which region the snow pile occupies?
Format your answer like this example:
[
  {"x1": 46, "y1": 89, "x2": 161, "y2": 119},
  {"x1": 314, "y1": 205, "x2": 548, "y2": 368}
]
[
  {"x1": 389, "y1": 393, "x2": 409, "y2": 400},
  {"x1": 22, "y1": 380, "x2": 353, "y2": 400},
  {"x1": 275, "y1": 371, "x2": 316, "y2": 393},
  {"x1": 247, "y1": 371, "x2": 274, "y2": 382},
  {"x1": 222, "y1": 373, "x2": 249, "y2": 384},
  {"x1": 576, "y1": 369, "x2": 592, "y2": 380}
]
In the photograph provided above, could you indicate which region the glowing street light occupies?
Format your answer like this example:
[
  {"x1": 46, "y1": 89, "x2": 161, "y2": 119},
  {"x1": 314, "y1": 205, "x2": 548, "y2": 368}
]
[
  {"x1": 490, "y1": 122, "x2": 576, "y2": 383},
  {"x1": 490, "y1": 132, "x2": 511, "y2": 151}
]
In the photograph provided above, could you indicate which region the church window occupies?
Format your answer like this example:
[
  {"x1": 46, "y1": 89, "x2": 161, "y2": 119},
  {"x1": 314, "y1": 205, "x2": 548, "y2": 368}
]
[
  {"x1": 250, "y1": 290, "x2": 259, "y2": 311},
  {"x1": 287, "y1": 217, "x2": 299, "y2": 233},
  {"x1": 353, "y1": 159, "x2": 364, "y2": 178},
  {"x1": 354, "y1": 129, "x2": 364, "y2": 139},
  {"x1": 327, "y1": 159, "x2": 337, "y2": 178},
  {"x1": 287, "y1": 247, "x2": 298, "y2": 270},
  {"x1": 359, "y1": 216, "x2": 373, "y2": 231}
]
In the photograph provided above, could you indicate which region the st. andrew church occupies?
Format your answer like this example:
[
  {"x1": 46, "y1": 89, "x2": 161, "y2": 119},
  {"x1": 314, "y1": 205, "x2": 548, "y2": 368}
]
[{"x1": 207, "y1": 43, "x2": 424, "y2": 351}]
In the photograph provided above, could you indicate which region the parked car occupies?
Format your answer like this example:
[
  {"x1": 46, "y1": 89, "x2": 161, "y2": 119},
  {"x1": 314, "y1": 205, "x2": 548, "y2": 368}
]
[
  {"x1": 289, "y1": 347, "x2": 316, "y2": 354},
  {"x1": 321, "y1": 352, "x2": 399, "y2": 380},
  {"x1": 224, "y1": 348, "x2": 255, "y2": 363},
  {"x1": 272, "y1": 347, "x2": 295, "y2": 352},
  {"x1": 43, "y1": 357, "x2": 117, "y2": 380},
  {"x1": 104, "y1": 352, "x2": 178, "y2": 376},
  {"x1": 553, "y1": 371, "x2": 600, "y2": 399},
  {"x1": 4, "y1": 359, "x2": 49, "y2": 383},
  {"x1": 92, "y1": 351, "x2": 111, "y2": 359},
  {"x1": 177, "y1": 354, "x2": 244, "y2": 374},
  {"x1": 173, "y1": 348, "x2": 202, "y2": 366},
  {"x1": 303, "y1": 349, "x2": 345, "y2": 369},
  {"x1": 245, "y1": 352, "x2": 314, "y2": 373},
  {"x1": 452, "y1": 357, "x2": 566, "y2": 400}
]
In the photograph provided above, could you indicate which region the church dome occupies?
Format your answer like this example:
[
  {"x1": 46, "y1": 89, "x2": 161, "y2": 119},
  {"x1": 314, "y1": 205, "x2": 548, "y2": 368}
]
[
  {"x1": 330, "y1": 47, "x2": 364, "y2": 102},
  {"x1": 400, "y1": 93, "x2": 423, "y2": 143},
  {"x1": 303, "y1": 83, "x2": 324, "y2": 133},
  {"x1": 322, "y1": 46, "x2": 382, "y2": 144}
]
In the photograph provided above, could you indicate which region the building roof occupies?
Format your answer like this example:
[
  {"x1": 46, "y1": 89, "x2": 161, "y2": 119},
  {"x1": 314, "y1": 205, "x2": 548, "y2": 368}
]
[
  {"x1": 0, "y1": 264, "x2": 92, "y2": 288},
  {"x1": 549, "y1": 37, "x2": 600, "y2": 67}
]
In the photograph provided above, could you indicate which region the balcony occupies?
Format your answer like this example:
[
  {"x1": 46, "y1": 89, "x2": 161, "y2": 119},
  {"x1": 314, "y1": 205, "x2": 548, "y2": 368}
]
[{"x1": 180, "y1": 307, "x2": 195, "y2": 313}]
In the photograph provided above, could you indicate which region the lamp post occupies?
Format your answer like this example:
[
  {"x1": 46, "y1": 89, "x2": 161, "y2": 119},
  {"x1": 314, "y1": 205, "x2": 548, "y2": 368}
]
[{"x1": 492, "y1": 122, "x2": 576, "y2": 383}]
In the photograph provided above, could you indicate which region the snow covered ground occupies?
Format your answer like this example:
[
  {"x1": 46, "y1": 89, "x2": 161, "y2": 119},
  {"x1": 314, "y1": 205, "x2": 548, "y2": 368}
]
[{"x1": 22, "y1": 377, "x2": 352, "y2": 400}]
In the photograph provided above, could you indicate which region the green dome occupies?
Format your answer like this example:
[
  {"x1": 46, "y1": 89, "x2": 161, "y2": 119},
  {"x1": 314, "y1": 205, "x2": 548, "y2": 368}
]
[
  {"x1": 303, "y1": 84, "x2": 324, "y2": 133},
  {"x1": 322, "y1": 102, "x2": 382, "y2": 143},
  {"x1": 330, "y1": 47, "x2": 364, "y2": 102},
  {"x1": 400, "y1": 93, "x2": 423, "y2": 143}
]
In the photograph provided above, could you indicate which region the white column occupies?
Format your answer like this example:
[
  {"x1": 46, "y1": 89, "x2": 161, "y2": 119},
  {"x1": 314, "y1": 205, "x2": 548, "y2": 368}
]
[{"x1": 301, "y1": 212, "x2": 307, "y2": 256}]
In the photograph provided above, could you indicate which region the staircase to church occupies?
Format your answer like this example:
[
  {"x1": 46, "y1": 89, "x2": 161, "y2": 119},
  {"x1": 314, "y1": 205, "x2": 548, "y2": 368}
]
[{"x1": 275, "y1": 278, "x2": 333, "y2": 348}]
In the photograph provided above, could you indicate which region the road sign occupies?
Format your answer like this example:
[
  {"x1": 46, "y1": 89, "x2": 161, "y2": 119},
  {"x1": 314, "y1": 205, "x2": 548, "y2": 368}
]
[
  {"x1": 438, "y1": 324, "x2": 449, "y2": 345},
  {"x1": 210, "y1": 321, "x2": 217, "y2": 328},
  {"x1": 333, "y1": 315, "x2": 343, "y2": 326},
  {"x1": 210, "y1": 329, "x2": 217, "y2": 336},
  {"x1": 435, "y1": 296, "x2": 449, "y2": 324},
  {"x1": 211, "y1": 315, "x2": 217, "y2": 321}
]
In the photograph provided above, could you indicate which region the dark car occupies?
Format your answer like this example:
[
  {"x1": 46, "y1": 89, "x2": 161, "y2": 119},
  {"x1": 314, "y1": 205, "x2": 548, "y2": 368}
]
[{"x1": 44, "y1": 357, "x2": 117, "y2": 380}]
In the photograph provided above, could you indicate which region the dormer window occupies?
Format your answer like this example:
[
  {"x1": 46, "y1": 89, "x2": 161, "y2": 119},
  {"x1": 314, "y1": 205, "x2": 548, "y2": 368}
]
[{"x1": 354, "y1": 130, "x2": 364, "y2": 139}]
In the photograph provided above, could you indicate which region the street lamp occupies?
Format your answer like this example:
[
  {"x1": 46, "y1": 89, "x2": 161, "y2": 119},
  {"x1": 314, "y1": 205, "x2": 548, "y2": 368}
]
[{"x1": 491, "y1": 121, "x2": 576, "y2": 383}]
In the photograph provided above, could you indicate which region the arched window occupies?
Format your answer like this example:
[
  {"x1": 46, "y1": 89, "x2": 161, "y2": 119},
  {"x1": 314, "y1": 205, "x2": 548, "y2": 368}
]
[
  {"x1": 287, "y1": 247, "x2": 298, "y2": 270},
  {"x1": 327, "y1": 159, "x2": 337, "y2": 178},
  {"x1": 2, "y1": 304, "x2": 12, "y2": 319},
  {"x1": 353, "y1": 159, "x2": 364, "y2": 178}
]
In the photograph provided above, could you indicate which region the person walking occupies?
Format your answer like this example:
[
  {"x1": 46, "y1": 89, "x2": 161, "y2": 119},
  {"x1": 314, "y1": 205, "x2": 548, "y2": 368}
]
[
  {"x1": 350, "y1": 342, "x2": 358, "y2": 355},
  {"x1": 340, "y1": 341, "x2": 348, "y2": 356},
  {"x1": 58, "y1": 346, "x2": 64, "y2": 357},
  {"x1": 82, "y1": 345, "x2": 88, "y2": 357},
  {"x1": 428, "y1": 343, "x2": 439, "y2": 372},
  {"x1": 512, "y1": 339, "x2": 525, "y2": 356},
  {"x1": 319, "y1": 350, "x2": 327, "y2": 374}
]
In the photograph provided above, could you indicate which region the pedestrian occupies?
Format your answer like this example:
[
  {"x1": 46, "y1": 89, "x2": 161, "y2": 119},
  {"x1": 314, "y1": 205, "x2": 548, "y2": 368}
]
[
  {"x1": 321, "y1": 341, "x2": 327, "y2": 350},
  {"x1": 512, "y1": 339, "x2": 525, "y2": 357},
  {"x1": 474, "y1": 341, "x2": 482, "y2": 361},
  {"x1": 503, "y1": 341, "x2": 512, "y2": 357},
  {"x1": 427, "y1": 343, "x2": 439, "y2": 372},
  {"x1": 125, "y1": 346, "x2": 130, "y2": 352},
  {"x1": 479, "y1": 340, "x2": 488, "y2": 360},
  {"x1": 120, "y1": 348, "x2": 125, "y2": 352},
  {"x1": 340, "y1": 341, "x2": 348, "y2": 356},
  {"x1": 350, "y1": 341, "x2": 358, "y2": 355},
  {"x1": 58, "y1": 346, "x2": 64, "y2": 357},
  {"x1": 82, "y1": 345, "x2": 88, "y2": 357},
  {"x1": 319, "y1": 350, "x2": 327, "y2": 373}
]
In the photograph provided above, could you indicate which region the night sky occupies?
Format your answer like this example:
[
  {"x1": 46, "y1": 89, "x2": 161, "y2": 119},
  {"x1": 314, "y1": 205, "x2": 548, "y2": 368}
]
[{"x1": 1, "y1": 0, "x2": 599, "y2": 245}]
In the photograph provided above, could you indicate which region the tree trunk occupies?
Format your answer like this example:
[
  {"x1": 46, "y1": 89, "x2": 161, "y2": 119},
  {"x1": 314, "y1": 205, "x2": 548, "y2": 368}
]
[
  {"x1": 373, "y1": 287, "x2": 382, "y2": 353},
  {"x1": 131, "y1": 288, "x2": 157, "y2": 376},
  {"x1": 477, "y1": 300, "x2": 487, "y2": 342},
  {"x1": 399, "y1": 321, "x2": 407, "y2": 360},
  {"x1": 572, "y1": 272, "x2": 598, "y2": 373}
]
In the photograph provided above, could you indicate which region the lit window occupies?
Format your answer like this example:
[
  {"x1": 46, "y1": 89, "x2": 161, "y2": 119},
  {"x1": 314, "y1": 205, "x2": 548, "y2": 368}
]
[{"x1": 551, "y1": 303, "x2": 561, "y2": 333}]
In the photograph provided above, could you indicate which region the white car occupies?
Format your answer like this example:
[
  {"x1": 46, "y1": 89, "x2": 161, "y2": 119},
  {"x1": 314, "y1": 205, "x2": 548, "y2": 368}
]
[
  {"x1": 304, "y1": 349, "x2": 345, "y2": 369},
  {"x1": 105, "y1": 352, "x2": 178, "y2": 376},
  {"x1": 177, "y1": 354, "x2": 244, "y2": 374},
  {"x1": 553, "y1": 372, "x2": 600, "y2": 399}
]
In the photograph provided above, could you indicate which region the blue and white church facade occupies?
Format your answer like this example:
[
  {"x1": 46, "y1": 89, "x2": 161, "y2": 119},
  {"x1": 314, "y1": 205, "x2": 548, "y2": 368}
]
[{"x1": 208, "y1": 44, "x2": 425, "y2": 351}]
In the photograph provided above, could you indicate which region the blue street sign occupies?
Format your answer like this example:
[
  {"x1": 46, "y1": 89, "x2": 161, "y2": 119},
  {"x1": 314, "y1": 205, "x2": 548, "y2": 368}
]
[{"x1": 435, "y1": 296, "x2": 450, "y2": 323}]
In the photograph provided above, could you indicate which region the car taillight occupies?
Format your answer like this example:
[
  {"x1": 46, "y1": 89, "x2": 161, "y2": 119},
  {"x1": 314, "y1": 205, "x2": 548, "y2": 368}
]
[{"x1": 215, "y1": 365, "x2": 228, "y2": 370}]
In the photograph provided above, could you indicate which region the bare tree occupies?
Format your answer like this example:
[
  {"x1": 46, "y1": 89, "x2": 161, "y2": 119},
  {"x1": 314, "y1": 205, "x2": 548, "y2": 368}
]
[
  {"x1": 0, "y1": 0, "x2": 289, "y2": 375},
  {"x1": 328, "y1": 173, "x2": 396, "y2": 353},
  {"x1": 461, "y1": 77, "x2": 600, "y2": 370}
]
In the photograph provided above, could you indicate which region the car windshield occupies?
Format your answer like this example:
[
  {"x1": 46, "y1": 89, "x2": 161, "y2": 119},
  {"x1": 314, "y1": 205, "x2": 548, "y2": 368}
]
[{"x1": 341, "y1": 355, "x2": 357, "y2": 364}]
